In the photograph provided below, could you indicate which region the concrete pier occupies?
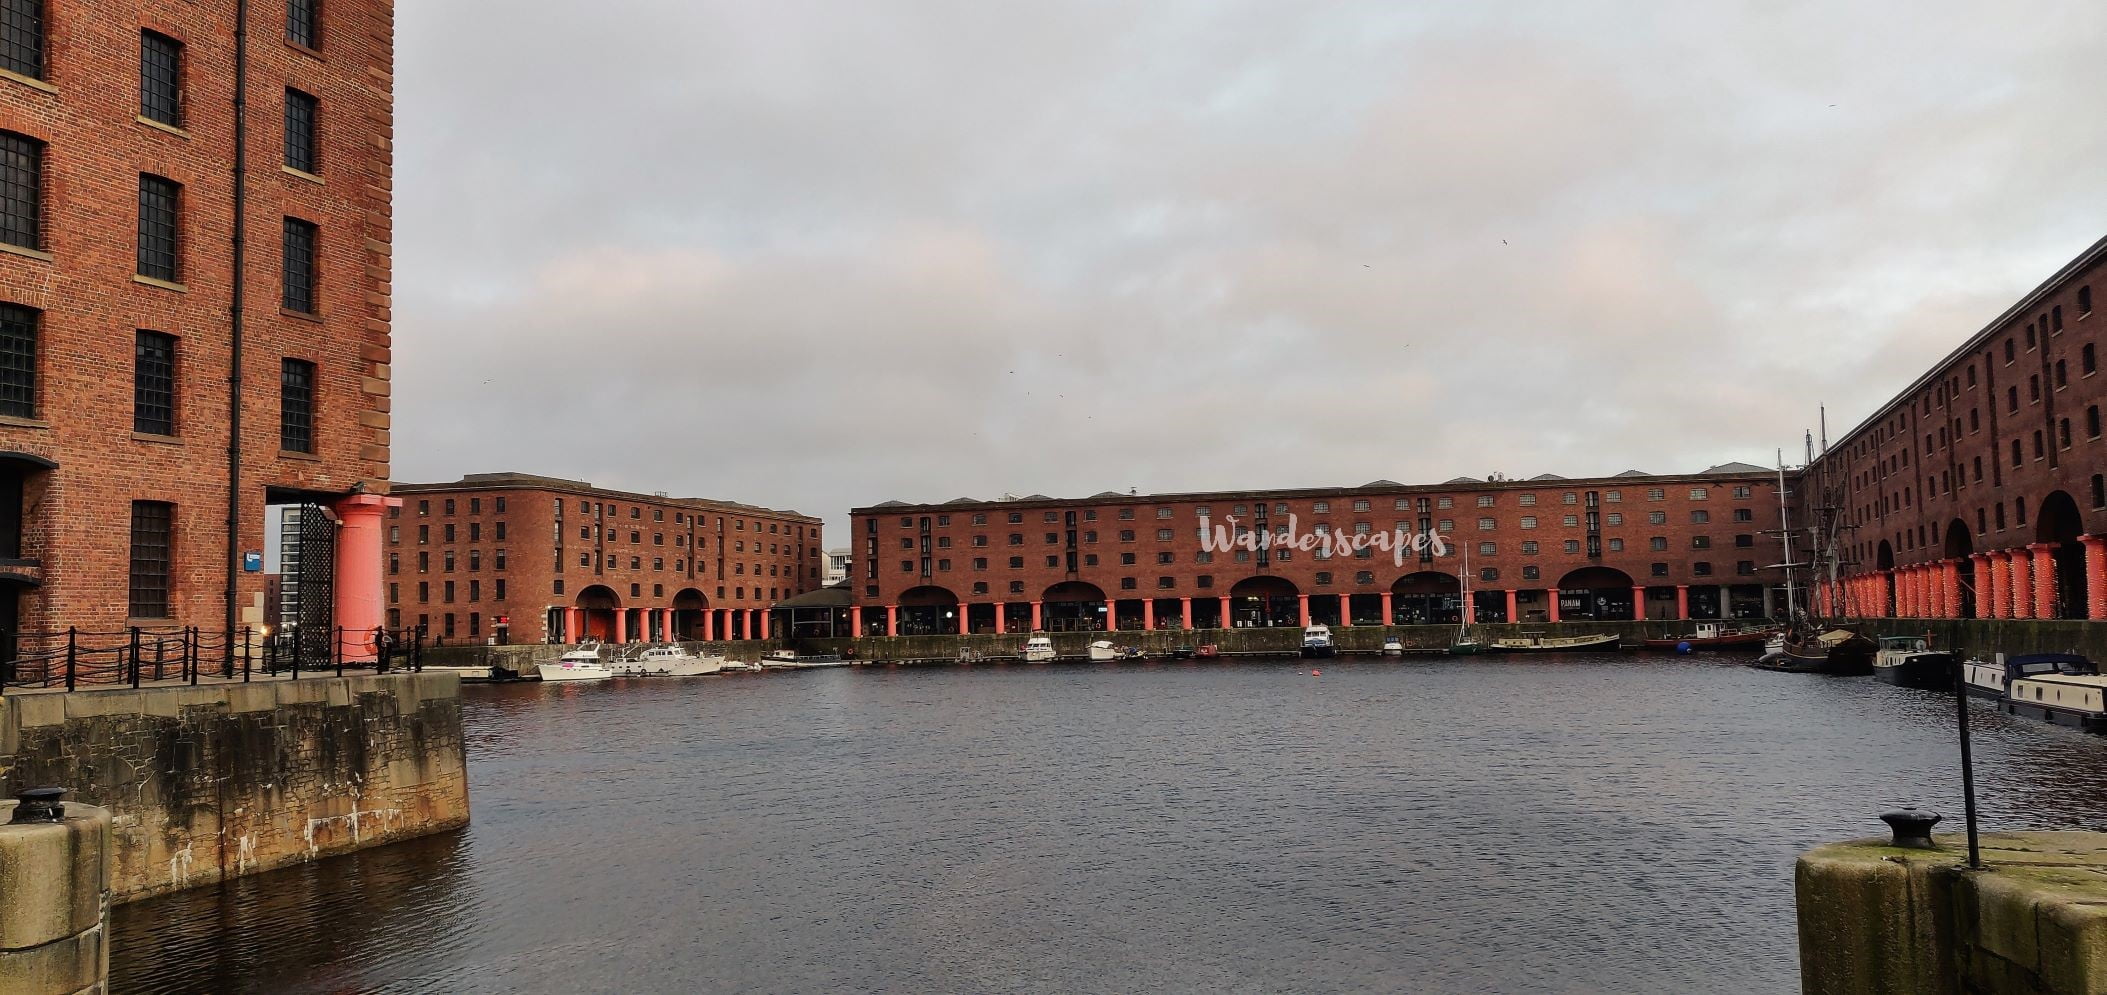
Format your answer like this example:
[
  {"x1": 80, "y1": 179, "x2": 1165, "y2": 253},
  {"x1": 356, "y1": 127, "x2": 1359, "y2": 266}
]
[
  {"x1": 0, "y1": 796, "x2": 111, "y2": 995},
  {"x1": 1797, "y1": 831, "x2": 2107, "y2": 995}
]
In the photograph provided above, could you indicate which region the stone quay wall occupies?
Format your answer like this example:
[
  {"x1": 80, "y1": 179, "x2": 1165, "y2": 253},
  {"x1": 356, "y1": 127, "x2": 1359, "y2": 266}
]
[
  {"x1": 0, "y1": 799, "x2": 110, "y2": 995},
  {"x1": 0, "y1": 673, "x2": 469, "y2": 904},
  {"x1": 1798, "y1": 831, "x2": 2107, "y2": 995},
  {"x1": 797, "y1": 620, "x2": 1719, "y2": 661}
]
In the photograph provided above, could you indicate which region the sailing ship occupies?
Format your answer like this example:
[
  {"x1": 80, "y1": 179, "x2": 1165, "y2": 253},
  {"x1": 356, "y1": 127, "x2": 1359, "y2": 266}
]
[
  {"x1": 1750, "y1": 448, "x2": 1875, "y2": 675},
  {"x1": 1448, "y1": 539, "x2": 1484, "y2": 655}
]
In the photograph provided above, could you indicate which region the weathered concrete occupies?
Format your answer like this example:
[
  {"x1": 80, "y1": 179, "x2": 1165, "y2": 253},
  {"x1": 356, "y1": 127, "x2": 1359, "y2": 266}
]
[
  {"x1": 1798, "y1": 831, "x2": 2107, "y2": 995},
  {"x1": 0, "y1": 673, "x2": 469, "y2": 904},
  {"x1": 0, "y1": 799, "x2": 110, "y2": 995}
]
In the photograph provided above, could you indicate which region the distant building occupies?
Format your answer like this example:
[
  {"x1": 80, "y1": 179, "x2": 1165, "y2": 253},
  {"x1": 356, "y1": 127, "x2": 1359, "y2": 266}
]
[
  {"x1": 824, "y1": 548, "x2": 851, "y2": 586},
  {"x1": 849, "y1": 465, "x2": 1789, "y2": 636},
  {"x1": 387, "y1": 473, "x2": 823, "y2": 645}
]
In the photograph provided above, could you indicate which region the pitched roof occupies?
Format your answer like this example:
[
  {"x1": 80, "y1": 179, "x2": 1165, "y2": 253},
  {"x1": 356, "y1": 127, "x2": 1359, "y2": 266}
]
[
  {"x1": 1704, "y1": 461, "x2": 1769, "y2": 475},
  {"x1": 1527, "y1": 473, "x2": 1567, "y2": 481}
]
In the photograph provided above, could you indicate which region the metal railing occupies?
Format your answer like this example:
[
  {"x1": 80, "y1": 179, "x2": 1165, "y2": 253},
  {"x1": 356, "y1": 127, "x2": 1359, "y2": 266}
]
[{"x1": 0, "y1": 626, "x2": 424, "y2": 694}]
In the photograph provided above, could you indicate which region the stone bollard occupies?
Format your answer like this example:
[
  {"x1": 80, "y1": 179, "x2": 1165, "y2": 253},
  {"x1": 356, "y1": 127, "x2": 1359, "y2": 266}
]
[
  {"x1": 0, "y1": 789, "x2": 111, "y2": 995},
  {"x1": 1797, "y1": 829, "x2": 2107, "y2": 995}
]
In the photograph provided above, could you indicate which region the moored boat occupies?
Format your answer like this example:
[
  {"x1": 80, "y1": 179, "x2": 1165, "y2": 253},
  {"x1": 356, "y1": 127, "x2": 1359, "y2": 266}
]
[
  {"x1": 1194, "y1": 644, "x2": 1220, "y2": 659},
  {"x1": 539, "y1": 644, "x2": 614, "y2": 682},
  {"x1": 1022, "y1": 636, "x2": 1057, "y2": 663},
  {"x1": 1871, "y1": 635, "x2": 1954, "y2": 690},
  {"x1": 608, "y1": 645, "x2": 724, "y2": 677},
  {"x1": 1642, "y1": 621, "x2": 1780, "y2": 651},
  {"x1": 1169, "y1": 645, "x2": 1195, "y2": 660},
  {"x1": 1964, "y1": 653, "x2": 2093, "y2": 700},
  {"x1": 2006, "y1": 670, "x2": 2107, "y2": 733},
  {"x1": 1381, "y1": 636, "x2": 1405, "y2": 657},
  {"x1": 1087, "y1": 640, "x2": 1119, "y2": 662},
  {"x1": 1489, "y1": 631, "x2": 1620, "y2": 653},
  {"x1": 1300, "y1": 624, "x2": 1336, "y2": 659},
  {"x1": 1756, "y1": 628, "x2": 1874, "y2": 675}
]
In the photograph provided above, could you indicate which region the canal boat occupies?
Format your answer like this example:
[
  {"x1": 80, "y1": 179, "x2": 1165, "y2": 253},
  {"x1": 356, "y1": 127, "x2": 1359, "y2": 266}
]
[
  {"x1": 1300, "y1": 624, "x2": 1336, "y2": 658},
  {"x1": 1641, "y1": 621, "x2": 1780, "y2": 651},
  {"x1": 1963, "y1": 653, "x2": 2094, "y2": 700},
  {"x1": 1488, "y1": 631, "x2": 1620, "y2": 653},
  {"x1": 1022, "y1": 636, "x2": 1057, "y2": 663},
  {"x1": 1382, "y1": 636, "x2": 1405, "y2": 657},
  {"x1": 2005, "y1": 672, "x2": 2107, "y2": 734},
  {"x1": 607, "y1": 645, "x2": 723, "y2": 678},
  {"x1": 1871, "y1": 635, "x2": 1955, "y2": 690},
  {"x1": 538, "y1": 645, "x2": 615, "y2": 682}
]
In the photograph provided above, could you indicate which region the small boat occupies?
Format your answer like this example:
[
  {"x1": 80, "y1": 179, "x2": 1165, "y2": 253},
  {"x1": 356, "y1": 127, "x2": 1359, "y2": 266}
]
[
  {"x1": 538, "y1": 645, "x2": 614, "y2": 682},
  {"x1": 1194, "y1": 644, "x2": 1220, "y2": 659},
  {"x1": 2006, "y1": 668, "x2": 2107, "y2": 733},
  {"x1": 1642, "y1": 621, "x2": 1780, "y2": 651},
  {"x1": 1964, "y1": 653, "x2": 2092, "y2": 700},
  {"x1": 1300, "y1": 624, "x2": 1336, "y2": 659},
  {"x1": 766, "y1": 649, "x2": 798, "y2": 662},
  {"x1": 1087, "y1": 640, "x2": 1119, "y2": 662},
  {"x1": 1381, "y1": 636, "x2": 1405, "y2": 657},
  {"x1": 1489, "y1": 631, "x2": 1620, "y2": 653},
  {"x1": 1871, "y1": 636, "x2": 1954, "y2": 690},
  {"x1": 1777, "y1": 629, "x2": 1875, "y2": 675},
  {"x1": 1022, "y1": 636, "x2": 1057, "y2": 663},
  {"x1": 608, "y1": 645, "x2": 724, "y2": 677},
  {"x1": 1168, "y1": 645, "x2": 1195, "y2": 660}
]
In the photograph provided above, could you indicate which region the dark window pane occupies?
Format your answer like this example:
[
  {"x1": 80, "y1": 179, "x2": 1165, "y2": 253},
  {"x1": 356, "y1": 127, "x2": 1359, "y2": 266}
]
[
  {"x1": 286, "y1": 0, "x2": 319, "y2": 49},
  {"x1": 0, "y1": 0, "x2": 43, "y2": 80},
  {"x1": 0, "y1": 130, "x2": 39, "y2": 250},
  {"x1": 284, "y1": 88, "x2": 318, "y2": 173},
  {"x1": 140, "y1": 31, "x2": 182, "y2": 127},
  {"x1": 0, "y1": 302, "x2": 34, "y2": 418},
  {"x1": 137, "y1": 174, "x2": 180, "y2": 281},
  {"x1": 281, "y1": 217, "x2": 317, "y2": 312},
  {"x1": 129, "y1": 501, "x2": 173, "y2": 619},
  {"x1": 280, "y1": 358, "x2": 314, "y2": 452},
  {"x1": 134, "y1": 330, "x2": 175, "y2": 435}
]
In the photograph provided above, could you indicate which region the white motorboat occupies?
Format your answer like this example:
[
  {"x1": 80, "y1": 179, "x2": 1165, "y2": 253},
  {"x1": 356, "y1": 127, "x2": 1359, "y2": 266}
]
[
  {"x1": 608, "y1": 645, "x2": 724, "y2": 677},
  {"x1": 1381, "y1": 636, "x2": 1405, "y2": 657},
  {"x1": 1022, "y1": 636, "x2": 1056, "y2": 663},
  {"x1": 539, "y1": 645, "x2": 614, "y2": 682},
  {"x1": 1301, "y1": 624, "x2": 1336, "y2": 659},
  {"x1": 1087, "y1": 640, "x2": 1119, "y2": 662},
  {"x1": 719, "y1": 659, "x2": 762, "y2": 673}
]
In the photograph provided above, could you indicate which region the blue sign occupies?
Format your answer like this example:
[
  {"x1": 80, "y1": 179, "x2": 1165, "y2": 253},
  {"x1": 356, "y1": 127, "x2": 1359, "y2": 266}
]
[{"x1": 243, "y1": 551, "x2": 263, "y2": 573}]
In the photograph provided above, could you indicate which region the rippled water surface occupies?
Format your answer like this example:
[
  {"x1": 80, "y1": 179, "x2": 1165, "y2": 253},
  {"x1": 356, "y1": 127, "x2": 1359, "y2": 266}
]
[{"x1": 112, "y1": 655, "x2": 2107, "y2": 993}]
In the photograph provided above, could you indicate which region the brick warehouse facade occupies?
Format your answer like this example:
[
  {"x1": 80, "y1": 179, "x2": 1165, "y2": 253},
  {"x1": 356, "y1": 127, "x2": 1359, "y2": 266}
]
[
  {"x1": 848, "y1": 466, "x2": 1792, "y2": 637},
  {"x1": 1807, "y1": 235, "x2": 2107, "y2": 622},
  {"x1": 386, "y1": 473, "x2": 824, "y2": 646},
  {"x1": 0, "y1": 2, "x2": 395, "y2": 656}
]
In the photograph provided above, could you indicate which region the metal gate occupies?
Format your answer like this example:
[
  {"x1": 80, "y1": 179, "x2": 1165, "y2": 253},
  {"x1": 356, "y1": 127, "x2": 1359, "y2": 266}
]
[{"x1": 284, "y1": 503, "x2": 336, "y2": 669}]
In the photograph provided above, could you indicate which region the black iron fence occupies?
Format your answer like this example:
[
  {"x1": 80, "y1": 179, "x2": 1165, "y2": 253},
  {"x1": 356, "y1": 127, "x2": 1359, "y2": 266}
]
[{"x1": 0, "y1": 626, "x2": 424, "y2": 694}]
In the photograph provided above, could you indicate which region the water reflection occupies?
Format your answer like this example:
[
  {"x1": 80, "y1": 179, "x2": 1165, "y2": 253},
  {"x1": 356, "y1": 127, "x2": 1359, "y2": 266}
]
[{"x1": 113, "y1": 656, "x2": 2107, "y2": 994}]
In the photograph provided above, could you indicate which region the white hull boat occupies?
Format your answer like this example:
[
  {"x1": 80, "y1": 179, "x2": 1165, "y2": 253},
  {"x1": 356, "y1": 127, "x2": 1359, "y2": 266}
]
[
  {"x1": 1022, "y1": 636, "x2": 1057, "y2": 663},
  {"x1": 608, "y1": 645, "x2": 724, "y2": 677},
  {"x1": 540, "y1": 645, "x2": 614, "y2": 682}
]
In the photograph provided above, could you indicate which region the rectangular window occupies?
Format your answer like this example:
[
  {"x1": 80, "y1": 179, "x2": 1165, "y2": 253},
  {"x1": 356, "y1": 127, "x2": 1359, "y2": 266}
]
[
  {"x1": 0, "y1": 302, "x2": 35, "y2": 418},
  {"x1": 0, "y1": 0, "x2": 43, "y2": 79},
  {"x1": 281, "y1": 217, "x2": 318, "y2": 312},
  {"x1": 284, "y1": 87, "x2": 318, "y2": 173},
  {"x1": 137, "y1": 175, "x2": 181, "y2": 282},
  {"x1": 128, "y1": 500, "x2": 173, "y2": 618},
  {"x1": 140, "y1": 31, "x2": 183, "y2": 127},
  {"x1": 279, "y1": 358, "x2": 315, "y2": 452},
  {"x1": 133, "y1": 330, "x2": 176, "y2": 435},
  {"x1": 0, "y1": 130, "x2": 41, "y2": 250},
  {"x1": 286, "y1": 0, "x2": 320, "y2": 48}
]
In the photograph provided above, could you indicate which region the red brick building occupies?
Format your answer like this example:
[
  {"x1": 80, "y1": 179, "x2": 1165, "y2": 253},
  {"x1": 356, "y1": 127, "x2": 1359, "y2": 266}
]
[
  {"x1": 849, "y1": 466, "x2": 1792, "y2": 635},
  {"x1": 1807, "y1": 235, "x2": 2107, "y2": 621},
  {"x1": 386, "y1": 473, "x2": 824, "y2": 645},
  {"x1": 0, "y1": 1, "x2": 396, "y2": 660}
]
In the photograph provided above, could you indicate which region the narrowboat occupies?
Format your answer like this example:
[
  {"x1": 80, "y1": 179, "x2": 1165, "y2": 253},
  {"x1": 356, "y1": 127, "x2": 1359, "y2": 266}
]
[
  {"x1": 2005, "y1": 671, "x2": 2107, "y2": 734},
  {"x1": 1870, "y1": 636, "x2": 1954, "y2": 690},
  {"x1": 1963, "y1": 653, "x2": 2093, "y2": 700},
  {"x1": 1489, "y1": 632, "x2": 1620, "y2": 653},
  {"x1": 1642, "y1": 621, "x2": 1780, "y2": 651}
]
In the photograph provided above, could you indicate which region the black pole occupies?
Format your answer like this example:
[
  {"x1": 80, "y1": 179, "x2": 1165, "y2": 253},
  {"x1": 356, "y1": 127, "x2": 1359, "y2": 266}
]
[
  {"x1": 221, "y1": 0, "x2": 251, "y2": 686},
  {"x1": 1953, "y1": 649, "x2": 1983, "y2": 869},
  {"x1": 64, "y1": 627, "x2": 75, "y2": 692},
  {"x1": 129, "y1": 627, "x2": 141, "y2": 688},
  {"x1": 241, "y1": 626, "x2": 251, "y2": 683},
  {"x1": 334, "y1": 626, "x2": 343, "y2": 678}
]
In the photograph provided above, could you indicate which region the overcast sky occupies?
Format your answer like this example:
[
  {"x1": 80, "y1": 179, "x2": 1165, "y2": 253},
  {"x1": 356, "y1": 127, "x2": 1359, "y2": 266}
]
[{"x1": 391, "y1": 0, "x2": 2107, "y2": 541}]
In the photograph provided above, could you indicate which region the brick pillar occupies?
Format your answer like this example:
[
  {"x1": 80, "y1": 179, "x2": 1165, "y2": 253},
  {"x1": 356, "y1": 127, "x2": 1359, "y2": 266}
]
[
  {"x1": 1966, "y1": 556, "x2": 1987, "y2": 618},
  {"x1": 1217, "y1": 596, "x2": 1229, "y2": 629},
  {"x1": 2078, "y1": 535, "x2": 2107, "y2": 621},
  {"x1": 1987, "y1": 552, "x2": 2010, "y2": 618},
  {"x1": 994, "y1": 602, "x2": 1006, "y2": 633},
  {"x1": 1339, "y1": 593, "x2": 1353, "y2": 626},
  {"x1": 1547, "y1": 590, "x2": 1561, "y2": 623},
  {"x1": 1675, "y1": 585, "x2": 1689, "y2": 621},
  {"x1": 885, "y1": 604, "x2": 898, "y2": 637},
  {"x1": 956, "y1": 603, "x2": 968, "y2": 635},
  {"x1": 2029, "y1": 543, "x2": 2058, "y2": 619},
  {"x1": 762, "y1": 609, "x2": 773, "y2": 640},
  {"x1": 849, "y1": 605, "x2": 862, "y2": 636},
  {"x1": 1940, "y1": 560, "x2": 1958, "y2": 619},
  {"x1": 1903, "y1": 567, "x2": 1917, "y2": 617},
  {"x1": 1180, "y1": 597, "x2": 1192, "y2": 629},
  {"x1": 1031, "y1": 600, "x2": 1043, "y2": 631},
  {"x1": 2009, "y1": 551, "x2": 2033, "y2": 619},
  {"x1": 1878, "y1": 572, "x2": 1894, "y2": 617},
  {"x1": 1297, "y1": 594, "x2": 1310, "y2": 626},
  {"x1": 1630, "y1": 586, "x2": 1644, "y2": 621},
  {"x1": 1383, "y1": 591, "x2": 1396, "y2": 624},
  {"x1": 1143, "y1": 599, "x2": 1156, "y2": 630}
]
